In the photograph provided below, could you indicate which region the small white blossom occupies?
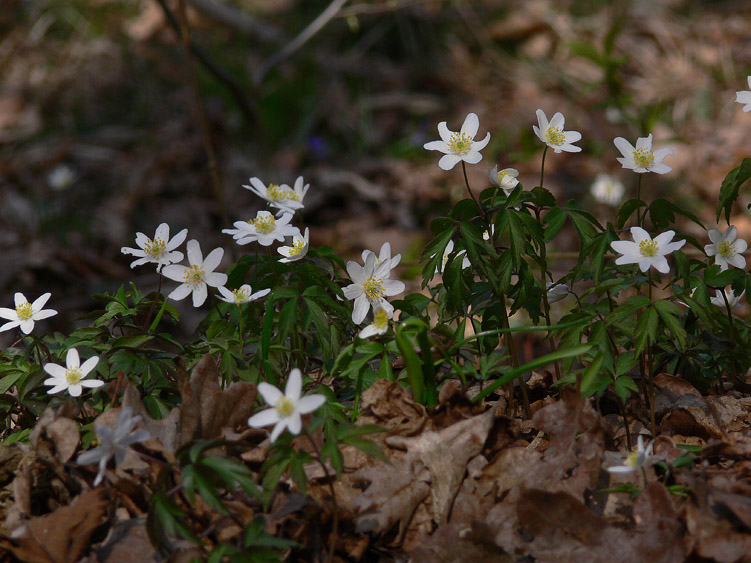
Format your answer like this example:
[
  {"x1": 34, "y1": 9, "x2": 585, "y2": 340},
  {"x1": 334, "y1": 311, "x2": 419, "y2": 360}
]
[
  {"x1": 121, "y1": 223, "x2": 188, "y2": 272},
  {"x1": 217, "y1": 284, "x2": 270, "y2": 305},
  {"x1": 483, "y1": 225, "x2": 496, "y2": 242},
  {"x1": 590, "y1": 174, "x2": 624, "y2": 206},
  {"x1": 362, "y1": 241, "x2": 401, "y2": 269},
  {"x1": 47, "y1": 164, "x2": 76, "y2": 191},
  {"x1": 546, "y1": 282, "x2": 569, "y2": 304},
  {"x1": 610, "y1": 227, "x2": 685, "y2": 274},
  {"x1": 613, "y1": 134, "x2": 673, "y2": 174},
  {"x1": 435, "y1": 240, "x2": 471, "y2": 274},
  {"x1": 343, "y1": 253, "x2": 405, "y2": 325},
  {"x1": 76, "y1": 407, "x2": 151, "y2": 486},
  {"x1": 711, "y1": 287, "x2": 744, "y2": 310},
  {"x1": 607, "y1": 435, "x2": 653, "y2": 474},
  {"x1": 247, "y1": 368, "x2": 326, "y2": 443},
  {"x1": 162, "y1": 240, "x2": 227, "y2": 307},
  {"x1": 705, "y1": 226, "x2": 747, "y2": 271},
  {"x1": 358, "y1": 305, "x2": 392, "y2": 339},
  {"x1": 423, "y1": 112, "x2": 491, "y2": 171},
  {"x1": 736, "y1": 76, "x2": 751, "y2": 112},
  {"x1": 533, "y1": 109, "x2": 581, "y2": 153},
  {"x1": 278, "y1": 228, "x2": 310, "y2": 263},
  {"x1": 0, "y1": 292, "x2": 57, "y2": 334},
  {"x1": 243, "y1": 176, "x2": 308, "y2": 216},
  {"x1": 488, "y1": 166, "x2": 520, "y2": 195},
  {"x1": 43, "y1": 348, "x2": 103, "y2": 397},
  {"x1": 222, "y1": 211, "x2": 299, "y2": 247}
]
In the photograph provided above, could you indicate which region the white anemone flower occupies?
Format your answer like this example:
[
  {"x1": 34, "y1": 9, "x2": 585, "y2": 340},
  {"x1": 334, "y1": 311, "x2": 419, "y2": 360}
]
[
  {"x1": 243, "y1": 177, "x2": 307, "y2": 216},
  {"x1": 435, "y1": 240, "x2": 471, "y2": 274},
  {"x1": 222, "y1": 211, "x2": 299, "y2": 247},
  {"x1": 0, "y1": 292, "x2": 57, "y2": 334},
  {"x1": 121, "y1": 223, "x2": 188, "y2": 272},
  {"x1": 483, "y1": 225, "x2": 496, "y2": 242},
  {"x1": 76, "y1": 407, "x2": 151, "y2": 486},
  {"x1": 705, "y1": 226, "x2": 747, "y2": 271},
  {"x1": 533, "y1": 109, "x2": 581, "y2": 153},
  {"x1": 590, "y1": 174, "x2": 625, "y2": 206},
  {"x1": 278, "y1": 228, "x2": 310, "y2": 263},
  {"x1": 546, "y1": 282, "x2": 569, "y2": 304},
  {"x1": 610, "y1": 227, "x2": 685, "y2": 274},
  {"x1": 489, "y1": 166, "x2": 520, "y2": 195},
  {"x1": 736, "y1": 76, "x2": 751, "y2": 112},
  {"x1": 613, "y1": 134, "x2": 673, "y2": 174},
  {"x1": 162, "y1": 240, "x2": 227, "y2": 307},
  {"x1": 43, "y1": 348, "x2": 103, "y2": 397},
  {"x1": 247, "y1": 368, "x2": 326, "y2": 443},
  {"x1": 607, "y1": 435, "x2": 653, "y2": 474},
  {"x1": 343, "y1": 253, "x2": 405, "y2": 325},
  {"x1": 711, "y1": 287, "x2": 745, "y2": 310},
  {"x1": 423, "y1": 112, "x2": 491, "y2": 171},
  {"x1": 362, "y1": 241, "x2": 401, "y2": 269},
  {"x1": 358, "y1": 305, "x2": 392, "y2": 339},
  {"x1": 217, "y1": 284, "x2": 270, "y2": 305}
]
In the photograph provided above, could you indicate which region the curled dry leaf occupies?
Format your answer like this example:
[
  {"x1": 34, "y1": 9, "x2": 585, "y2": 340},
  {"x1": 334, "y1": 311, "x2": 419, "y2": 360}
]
[{"x1": 29, "y1": 407, "x2": 80, "y2": 465}]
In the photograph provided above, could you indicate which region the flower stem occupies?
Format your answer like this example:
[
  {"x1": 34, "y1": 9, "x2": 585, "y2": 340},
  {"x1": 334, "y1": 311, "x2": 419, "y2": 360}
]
[
  {"x1": 636, "y1": 173, "x2": 644, "y2": 228},
  {"x1": 303, "y1": 429, "x2": 339, "y2": 562},
  {"x1": 142, "y1": 274, "x2": 163, "y2": 332},
  {"x1": 461, "y1": 161, "x2": 486, "y2": 222},
  {"x1": 539, "y1": 145, "x2": 548, "y2": 190},
  {"x1": 647, "y1": 269, "x2": 656, "y2": 437}
]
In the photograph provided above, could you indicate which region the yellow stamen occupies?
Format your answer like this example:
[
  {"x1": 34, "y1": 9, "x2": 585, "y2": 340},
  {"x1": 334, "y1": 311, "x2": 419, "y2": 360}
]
[
  {"x1": 15, "y1": 302, "x2": 33, "y2": 320},
  {"x1": 145, "y1": 238, "x2": 166, "y2": 259},
  {"x1": 252, "y1": 214, "x2": 276, "y2": 234},
  {"x1": 288, "y1": 238, "x2": 306, "y2": 256},
  {"x1": 266, "y1": 184, "x2": 299, "y2": 202},
  {"x1": 639, "y1": 239, "x2": 658, "y2": 257},
  {"x1": 233, "y1": 288, "x2": 250, "y2": 302},
  {"x1": 183, "y1": 264, "x2": 205, "y2": 287},
  {"x1": 625, "y1": 450, "x2": 639, "y2": 467},
  {"x1": 545, "y1": 126, "x2": 565, "y2": 145},
  {"x1": 633, "y1": 148, "x2": 655, "y2": 168},
  {"x1": 718, "y1": 240, "x2": 736, "y2": 258},
  {"x1": 66, "y1": 368, "x2": 82, "y2": 385},
  {"x1": 363, "y1": 277, "x2": 385, "y2": 301},
  {"x1": 373, "y1": 308, "x2": 389, "y2": 329},
  {"x1": 275, "y1": 397, "x2": 295, "y2": 417},
  {"x1": 447, "y1": 132, "x2": 473, "y2": 155}
]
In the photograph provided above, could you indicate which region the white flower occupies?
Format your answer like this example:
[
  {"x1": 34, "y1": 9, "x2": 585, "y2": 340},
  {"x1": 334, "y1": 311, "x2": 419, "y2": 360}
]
[
  {"x1": 217, "y1": 284, "x2": 270, "y2": 304},
  {"x1": 362, "y1": 241, "x2": 401, "y2": 269},
  {"x1": 278, "y1": 228, "x2": 310, "y2": 263},
  {"x1": 43, "y1": 348, "x2": 103, "y2": 397},
  {"x1": 607, "y1": 435, "x2": 653, "y2": 474},
  {"x1": 435, "y1": 240, "x2": 471, "y2": 274},
  {"x1": 76, "y1": 407, "x2": 151, "y2": 486},
  {"x1": 613, "y1": 134, "x2": 673, "y2": 174},
  {"x1": 343, "y1": 253, "x2": 405, "y2": 325},
  {"x1": 711, "y1": 287, "x2": 745, "y2": 310},
  {"x1": 423, "y1": 112, "x2": 491, "y2": 171},
  {"x1": 705, "y1": 226, "x2": 747, "y2": 271},
  {"x1": 489, "y1": 166, "x2": 520, "y2": 195},
  {"x1": 546, "y1": 282, "x2": 569, "y2": 304},
  {"x1": 243, "y1": 176, "x2": 308, "y2": 216},
  {"x1": 736, "y1": 76, "x2": 751, "y2": 112},
  {"x1": 47, "y1": 164, "x2": 76, "y2": 191},
  {"x1": 533, "y1": 109, "x2": 581, "y2": 153},
  {"x1": 610, "y1": 227, "x2": 685, "y2": 274},
  {"x1": 121, "y1": 223, "x2": 188, "y2": 272},
  {"x1": 247, "y1": 368, "x2": 326, "y2": 443},
  {"x1": 222, "y1": 211, "x2": 299, "y2": 247},
  {"x1": 162, "y1": 240, "x2": 227, "y2": 307},
  {"x1": 358, "y1": 305, "x2": 392, "y2": 339},
  {"x1": 483, "y1": 225, "x2": 496, "y2": 241},
  {"x1": 590, "y1": 173, "x2": 624, "y2": 206},
  {"x1": 0, "y1": 292, "x2": 57, "y2": 334}
]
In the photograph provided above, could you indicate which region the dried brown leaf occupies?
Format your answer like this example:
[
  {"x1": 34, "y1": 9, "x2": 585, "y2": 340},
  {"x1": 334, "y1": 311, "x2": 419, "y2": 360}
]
[{"x1": 29, "y1": 408, "x2": 79, "y2": 465}]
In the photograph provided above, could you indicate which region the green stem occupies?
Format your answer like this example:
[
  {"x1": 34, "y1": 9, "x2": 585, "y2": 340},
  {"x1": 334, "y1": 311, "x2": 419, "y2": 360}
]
[
  {"x1": 142, "y1": 274, "x2": 163, "y2": 332},
  {"x1": 461, "y1": 161, "x2": 486, "y2": 222},
  {"x1": 636, "y1": 173, "x2": 644, "y2": 228}
]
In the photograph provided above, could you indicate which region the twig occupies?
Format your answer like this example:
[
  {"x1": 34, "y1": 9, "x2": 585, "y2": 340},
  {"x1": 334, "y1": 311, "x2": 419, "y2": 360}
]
[
  {"x1": 254, "y1": 0, "x2": 350, "y2": 83},
  {"x1": 154, "y1": 0, "x2": 259, "y2": 128},
  {"x1": 187, "y1": 0, "x2": 284, "y2": 44}
]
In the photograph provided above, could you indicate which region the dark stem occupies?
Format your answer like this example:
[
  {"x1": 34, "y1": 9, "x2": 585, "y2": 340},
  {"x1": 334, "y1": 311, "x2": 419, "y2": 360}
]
[
  {"x1": 636, "y1": 173, "x2": 644, "y2": 228},
  {"x1": 142, "y1": 274, "x2": 163, "y2": 332},
  {"x1": 539, "y1": 145, "x2": 548, "y2": 190},
  {"x1": 303, "y1": 429, "x2": 339, "y2": 562},
  {"x1": 647, "y1": 269, "x2": 656, "y2": 437},
  {"x1": 461, "y1": 161, "x2": 486, "y2": 222}
]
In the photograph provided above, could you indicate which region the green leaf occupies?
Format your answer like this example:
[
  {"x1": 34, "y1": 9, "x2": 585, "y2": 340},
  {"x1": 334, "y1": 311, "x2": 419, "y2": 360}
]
[
  {"x1": 617, "y1": 198, "x2": 646, "y2": 229},
  {"x1": 717, "y1": 158, "x2": 751, "y2": 223},
  {"x1": 613, "y1": 375, "x2": 638, "y2": 402},
  {"x1": 544, "y1": 206, "x2": 566, "y2": 242},
  {"x1": 634, "y1": 306, "x2": 658, "y2": 355},
  {"x1": 579, "y1": 350, "x2": 607, "y2": 397},
  {"x1": 605, "y1": 295, "x2": 651, "y2": 326},
  {"x1": 421, "y1": 225, "x2": 456, "y2": 286},
  {"x1": 474, "y1": 344, "x2": 592, "y2": 402},
  {"x1": 654, "y1": 299, "x2": 687, "y2": 351}
]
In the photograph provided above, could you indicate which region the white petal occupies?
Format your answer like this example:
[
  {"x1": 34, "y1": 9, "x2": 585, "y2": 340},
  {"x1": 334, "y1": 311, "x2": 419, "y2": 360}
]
[
  {"x1": 635, "y1": 134, "x2": 653, "y2": 150},
  {"x1": 31, "y1": 293, "x2": 51, "y2": 310},
  {"x1": 460, "y1": 112, "x2": 479, "y2": 138},
  {"x1": 269, "y1": 421, "x2": 287, "y2": 443},
  {"x1": 342, "y1": 284, "x2": 363, "y2": 301},
  {"x1": 258, "y1": 382, "x2": 283, "y2": 406},
  {"x1": 613, "y1": 137, "x2": 635, "y2": 158},
  {"x1": 286, "y1": 412, "x2": 302, "y2": 435},
  {"x1": 462, "y1": 151, "x2": 483, "y2": 165},
  {"x1": 13, "y1": 293, "x2": 27, "y2": 307},
  {"x1": 248, "y1": 408, "x2": 280, "y2": 428},
  {"x1": 285, "y1": 368, "x2": 303, "y2": 402},
  {"x1": 438, "y1": 154, "x2": 461, "y2": 170},
  {"x1": 167, "y1": 228, "x2": 188, "y2": 250},
  {"x1": 186, "y1": 239, "x2": 202, "y2": 266},
  {"x1": 66, "y1": 348, "x2": 80, "y2": 369},
  {"x1": 79, "y1": 356, "x2": 100, "y2": 377},
  {"x1": 19, "y1": 320, "x2": 35, "y2": 334},
  {"x1": 549, "y1": 112, "x2": 565, "y2": 129},
  {"x1": 472, "y1": 132, "x2": 491, "y2": 151},
  {"x1": 437, "y1": 121, "x2": 452, "y2": 143},
  {"x1": 162, "y1": 264, "x2": 187, "y2": 282},
  {"x1": 191, "y1": 284, "x2": 208, "y2": 307},
  {"x1": 607, "y1": 465, "x2": 637, "y2": 474},
  {"x1": 205, "y1": 272, "x2": 228, "y2": 288},
  {"x1": 535, "y1": 109, "x2": 548, "y2": 130},
  {"x1": 297, "y1": 394, "x2": 326, "y2": 414},
  {"x1": 352, "y1": 295, "x2": 370, "y2": 324},
  {"x1": 44, "y1": 364, "x2": 67, "y2": 378},
  {"x1": 154, "y1": 223, "x2": 170, "y2": 242},
  {"x1": 708, "y1": 229, "x2": 722, "y2": 246},
  {"x1": 630, "y1": 227, "x2": 650, "y2": 244},
  {"x1": 168, "y1": 284, "x2": 192, "y2": 301},
  {"x1": 423, "y1": 140, "x2": 449, "y2": 153}
]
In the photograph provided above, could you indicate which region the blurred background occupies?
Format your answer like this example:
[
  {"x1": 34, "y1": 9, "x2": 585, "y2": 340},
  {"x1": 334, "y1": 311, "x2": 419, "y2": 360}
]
[{"x1": 2, "y1": 0, "x2": 751, "y2": 342}]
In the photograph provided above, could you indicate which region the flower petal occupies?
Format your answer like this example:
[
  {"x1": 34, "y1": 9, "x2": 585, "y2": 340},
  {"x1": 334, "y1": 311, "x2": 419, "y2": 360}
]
[
  {"x1": 66, "y1": 348, "x2": 80, "y2": 369},
  {"x1": 423, "y1": 140, "x2": 449, "y2": 153},
  {"x1": 460, "y1": 112, "x2": 479, "y2": 138},
  {"x1": 285, "y1": 368, "x2": 303, "y2": 402},
  {"x1": 437, "y1": 121, "x2": 451, "y2": 143},
  {"x1": 258, "y1": 382, "x2": 283, "y2": 406},
  {"x1": 297, "y1": 394, "x2": 326, "y2": 414},
  {"x1": 438, "y1": 154, "x2": 461, "y2": 170},
  {"x1": 248, "y1": 408, "x2": 280, "y2": 428},
  {"x1": 186, "y1": 239, "x2": 202, "y2": 266},
  {"x1": 168, "y1": 283, "x2": 192, "y2": 302}
]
